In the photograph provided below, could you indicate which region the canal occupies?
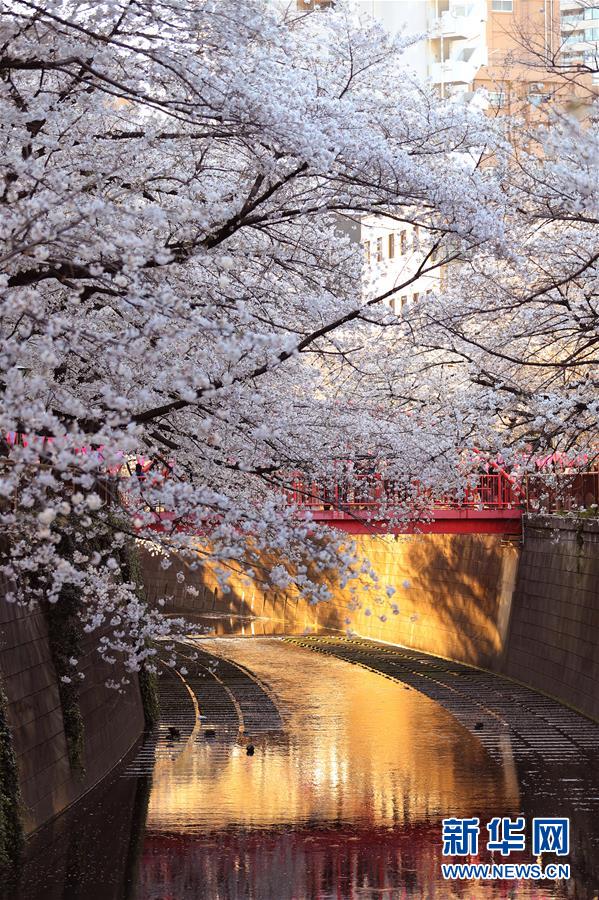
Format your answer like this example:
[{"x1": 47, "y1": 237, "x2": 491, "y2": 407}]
[{"x1": 10, "y1": 635, "x2": 599, "y2": 899}]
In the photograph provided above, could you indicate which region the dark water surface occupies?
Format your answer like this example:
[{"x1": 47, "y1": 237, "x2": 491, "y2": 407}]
[{"x1": 11, "y1": 635, "x2": 599, "y2": 899}]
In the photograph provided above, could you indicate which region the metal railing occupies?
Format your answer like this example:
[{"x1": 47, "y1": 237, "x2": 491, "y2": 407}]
[
  {"x1": 523, "y1": 471, "x2": 599, "y2": 514},
  {"x1": 285, "y1": 471, "x2": 521, "y2": 515},
  {"x1": 3, "y1": 449, "x2": 598, "y2": 527}
]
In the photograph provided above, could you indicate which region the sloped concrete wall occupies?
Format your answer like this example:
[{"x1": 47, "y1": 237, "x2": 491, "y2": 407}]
[
  {"x1": 140, "y1": 532, "x2": 520, "y2": 668},
  {"x1": 332, "y1": 533, "x2": 519, "y2": 669},
  {"x1": 502, "y1": 516, "x2": 599, "y2": 720},
  {"x1": 0, "y1": 591, "x2": 144, "y2": 834}
]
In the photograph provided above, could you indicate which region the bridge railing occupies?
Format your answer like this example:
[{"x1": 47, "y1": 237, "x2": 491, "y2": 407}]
[
  {"x1": 285, "y1": 471, "x2": 521, "y2": 515},
  {"x1": 524, "y1": 471, "x2": 599, "y2": 514},
  {"x1": 429, "y1": 473, "x2": 522, "y2": 510}
]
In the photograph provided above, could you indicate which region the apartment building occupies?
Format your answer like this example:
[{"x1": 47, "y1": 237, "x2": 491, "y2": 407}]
[
  {"x1": 430, "y1": 0, "x2": 575, "y2": 117},
  {"x1": 353, "y1": 2, "x2": 577, "y2": 111},
  {"x1": 350, "y1": 2, "x2": 589, "y2": 307},
  {"x1": 561, "y1": 1, "x2": 599, "y2": 83},
  {"x1": 356, "y1": 216, "x2": 441, "y2": 313},
  {"x1": 296, "y1": 1, "x2": 588, "y2": 311}
]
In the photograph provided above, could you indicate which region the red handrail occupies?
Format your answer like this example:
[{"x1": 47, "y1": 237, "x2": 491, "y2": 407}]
[{"x1": 285, "y1": 471, "x2": 520, "y2": 514}]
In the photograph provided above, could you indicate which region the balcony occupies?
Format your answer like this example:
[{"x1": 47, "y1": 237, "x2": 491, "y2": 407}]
[
  {"x1": 431, "y1": 2, "x2": 487, "y2": 40},
  {"x1": 431, "y1": 58, "x2": 479, "y2": 85}
]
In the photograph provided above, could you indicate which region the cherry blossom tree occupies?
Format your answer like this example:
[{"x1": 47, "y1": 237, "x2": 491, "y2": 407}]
[
  {"x1": 411, "y1": 82, "x2": 598, "y2": 468},
  {"x1": 4, "y1": 0, "x2": 588, "y2": 678}
]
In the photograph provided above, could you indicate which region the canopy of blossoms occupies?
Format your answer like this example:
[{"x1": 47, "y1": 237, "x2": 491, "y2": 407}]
[{"x1": 0, "y1": 0, "x2": 595, "y2": 679}]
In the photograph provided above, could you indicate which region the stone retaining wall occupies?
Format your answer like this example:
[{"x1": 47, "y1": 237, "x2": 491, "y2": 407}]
[
  {"x1": 140, "y1": 532, "x2": 520, "y2": 668},
  {"x1": 502, "y1": 515, "x2": 599, "y2": 720},
  {"x1": 0, "y1": 589, "x2": 145, "y2": 834}
]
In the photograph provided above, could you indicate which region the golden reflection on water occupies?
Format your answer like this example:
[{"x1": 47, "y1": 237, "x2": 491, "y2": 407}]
[{"x1": 146, "y1": 638, "x2": 519, "y2": 833}]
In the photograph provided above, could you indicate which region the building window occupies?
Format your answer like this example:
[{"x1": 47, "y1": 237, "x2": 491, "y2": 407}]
[
  {"x1": 491, "y1": 0, "x2": 513, "y2": 11},
  {"x1": 388, "y1": 233, "x2": 395, "y2": 259},
  {"x1": 364, "y1": 241, "x2": 370, "y2": 264},
  {"x1": 487, "y1": 90, "x2": 507, "y2": 108},
  {"x1": 413, "y1": 292, "x2": 420, "y2": 303},
  {"x1": 376, "y1": 237, "x2": 383, "y2": 262},
  {"x1": 413, "y1": 226, "x2": 420, "y2": 251},
  {"x1": 528, "y1": 93, "x2": 550, "y2": 107},
  {"x1": 400, "y1": 231, "x2": 407, "y2": 254}
]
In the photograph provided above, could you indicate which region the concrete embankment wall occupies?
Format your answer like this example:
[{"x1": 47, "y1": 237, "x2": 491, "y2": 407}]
[
  {"x1": 501, "y1": 516, "x2": 599, "y2": 721},
  {"x1": 0, "y1": 591, "x2": 145, "y2": 834},
  {"x1": 142, "y1": 515, "x2": 599, "y2": 722},
  {"x1": 140, "y1": 532, "x2": 520, "y2": 669}
]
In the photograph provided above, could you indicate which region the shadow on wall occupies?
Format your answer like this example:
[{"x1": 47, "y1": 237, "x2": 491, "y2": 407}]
[
  {"x1": 138, "y1": 533, "x2": 519, "y2": 668},
  {"x1": 344, "y1": 534, "x2": 519, "y2": 669},
  {"x1": 138, "y1": 542, "x2": 346, "y2": 637},
  {"x1": 411, "y1": 534, "x2": 508, "y2": 666}
]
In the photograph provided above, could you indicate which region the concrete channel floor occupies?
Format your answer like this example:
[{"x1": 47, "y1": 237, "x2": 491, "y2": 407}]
[
  {"x1": 127, "y1": 634, "x2": 599, "y2": 779},
  {"x1": 118, "y1": 633, "x2": 599, "y2": 897}
]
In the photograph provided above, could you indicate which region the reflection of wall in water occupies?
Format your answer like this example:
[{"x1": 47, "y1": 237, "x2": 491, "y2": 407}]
[
  {"x1": 10, "y1": 764, "x2": 150, "y2": 900},
  {"x1": 140, "y1": 827, "x2": 445, "y2": 900}
]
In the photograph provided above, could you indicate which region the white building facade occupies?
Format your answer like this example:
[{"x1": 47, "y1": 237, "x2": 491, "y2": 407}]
[{"x1": 561, "y1": 1, "x2": 599, "y2": 83}]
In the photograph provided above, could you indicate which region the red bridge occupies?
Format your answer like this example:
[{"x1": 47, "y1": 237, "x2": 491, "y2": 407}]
[
  {"x1": 285, "y1": 471, "x2": 523, "y2": 535},
  {"x1": 284, "y1": 469, "x2": 599, "y2": 536},
  {"x1": 137, "y1": 469, "x2": 599, "y2": 537},
  {"x1": 5, "y1": 434, "x2": 597, "y2": 537}
]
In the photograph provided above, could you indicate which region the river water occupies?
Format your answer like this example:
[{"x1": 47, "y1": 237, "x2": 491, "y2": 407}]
[{"x1": 11, "y1": 634, "x2": 599, "y2": 899}]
